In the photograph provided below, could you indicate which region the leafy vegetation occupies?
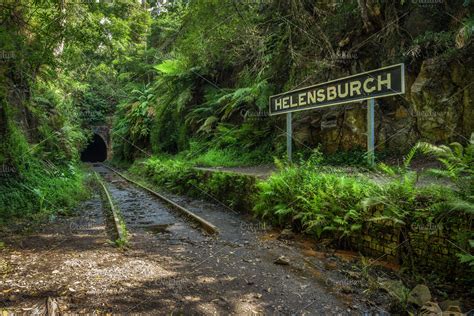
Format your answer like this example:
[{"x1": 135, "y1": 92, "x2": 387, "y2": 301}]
[
  {"x1": 130, "y1": 138, "x2": 473, "y2": 278},
  {"x1": 0, "y1": 0, "x2": 150, "y2": 222},
  {"x1": 108, "y1": 0, "x2": 473, "y2": 164},
  {"x1": 255, "y1": 165, "x2": 375, "y2": 239},
  {"x1": 129, "y1": 156, "x2": 256, "y2": 213},
  {"x1": 0, "y1": 0, "x2": 471, "y2": 312},
  {"x1": 0, "y1": 87, "x2": 87, "y2": 222},
  {"x1": 0, "y1": 160, "x2": 87, "y2": 224},
  {"x1": 415, "y1": 135, "x2": 474, "y2": 269}
]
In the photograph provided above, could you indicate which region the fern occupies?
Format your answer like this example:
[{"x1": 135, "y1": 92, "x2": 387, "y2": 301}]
[
  {"x1": 154, "y1": 58, "x2": 188, "y2": 76},
  {"x1": 403, "y1": 145, "x2": 418, "y2": 170},
  {"x1": 377, "y1": 162, "x2": 397, "y2": 176},
  {"x1": 415, "y1": 135, "x2": 473, "y2": 208}
]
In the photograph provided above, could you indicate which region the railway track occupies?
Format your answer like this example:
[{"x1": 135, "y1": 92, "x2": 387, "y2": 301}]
[
  {"x1": 98, "y1": 163, "x2": 219, "y2": 235},
  {"x1": 0, "y1": 163, "x2": 374, "y2": 314},
  {"x1": 85, "y1": 163, "x2": 357, "y2": 314}
]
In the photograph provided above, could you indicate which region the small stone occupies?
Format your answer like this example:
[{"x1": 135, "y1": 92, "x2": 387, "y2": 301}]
[
  {"x1": 254, "y1": 293, "x2": 262, "y2": 299},
  {"x1": 439, "y1": 300, "x2": 461, "y2": 312},
  {"x1": 8, "y1": 294, "x2": 18, "y2": 302},
  {"x1": 445, "y1": 305, "x2": 462, "y2": 313},
  {"x1": 274, "y1": 256, "x2": 290, "y2": 265},
  {"x1": 408, "y1": 284, "x2": 431, "y2": 307},
  {"x1": 341, "y1": 286, "x2": 353, "y2": 294},
  {"x1": 345, "y1": 270, "x2": 361, "y2": 280},
  {"x1": 278, "y1": 229, "x2": 295, "y2": 240},
  {"x1": 419, "y1": 302, "x2": 442, "y2": 314},
  {"x1": 217, "y1": 296, "x2": 228, "y2": 305}
]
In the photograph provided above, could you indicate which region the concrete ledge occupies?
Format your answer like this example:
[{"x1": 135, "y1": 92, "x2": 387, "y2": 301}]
[{"x1": 95, "y1": 172, "x2": 125, "y2": 242}]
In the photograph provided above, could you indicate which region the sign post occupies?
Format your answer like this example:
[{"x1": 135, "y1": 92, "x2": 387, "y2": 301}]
[
  {"x1": 286, "y1": 112, "x2": 292, "y2": 162},
  {"x1": 367, "y1": 98, "x2": 375, "y2": 166},
  {"x1": 269, "y1": 63, "x2": 405, "y2": 166}
]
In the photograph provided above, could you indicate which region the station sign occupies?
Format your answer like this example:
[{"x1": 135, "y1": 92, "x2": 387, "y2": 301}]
[
  {"x1": 269, "y1": 64, "x2": 405, "y2": 116},
  {"x1": 270, "y1": 64, "x2": 406, "y2": 165}
]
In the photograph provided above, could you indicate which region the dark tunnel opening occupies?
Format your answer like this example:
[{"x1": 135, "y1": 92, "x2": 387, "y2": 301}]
[{"x1": 80, "y1": 134, "x2": 107, "y2": 162}]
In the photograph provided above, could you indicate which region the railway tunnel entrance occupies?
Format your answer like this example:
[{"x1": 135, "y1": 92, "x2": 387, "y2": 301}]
[{"x1": 80, "y1": 133, "x2": 107, "y2": 162}]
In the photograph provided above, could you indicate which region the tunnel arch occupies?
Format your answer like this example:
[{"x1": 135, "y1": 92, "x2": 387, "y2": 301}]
[{"x1": 80, "y1": 133, "x2": 107, "y2": 162}]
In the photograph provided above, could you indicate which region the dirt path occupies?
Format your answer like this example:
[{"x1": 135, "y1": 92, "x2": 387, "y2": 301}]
[
  {"x1": 195, "y1": 161, "x2": 451, "y2": 189},
  {"x1": 194, "y1": 165, "x2": 276, "y2": 179},
  {"x1": 0, "y1": 166, "x2": 383, "y2": 314}
]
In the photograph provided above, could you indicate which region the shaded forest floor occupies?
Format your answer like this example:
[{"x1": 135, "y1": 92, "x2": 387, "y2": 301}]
[{"x1": 0, "y1": 166, "x2": 402, "y2": 315}]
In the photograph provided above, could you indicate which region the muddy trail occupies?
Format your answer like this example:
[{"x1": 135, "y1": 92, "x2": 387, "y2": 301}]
[{"x1": 0, "y1": 165, "x2": 386, "y2": 314}]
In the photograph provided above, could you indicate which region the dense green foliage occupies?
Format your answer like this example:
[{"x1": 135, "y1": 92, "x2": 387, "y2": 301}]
[
  {"x1": 0, "y1": 1, "x2": 150, "y2": 220},
  {"x1": 415, "y1": 135, "x2": 474, "y2": 267},
  {"x1": 129, "y1": 156, "x2": 256, "y2": 212},
  {"x1": 111, "y1": 0, "x2": 473, "y2": 163},
  {"x1": 1, "y1": 2, "x2": 470, "y2": 309},
  {"x1": 130, "y1": 139, "x2": 473, "y2": 274},
  {"x1": 255, "y1": 165, "x2": 375, "y2": 238},
  {"x1": 1, "y1": 1, "x2": 83, "y2": 220},
  {"x1": 254, "y1": 154, "x2": 459, "y2": 237}
]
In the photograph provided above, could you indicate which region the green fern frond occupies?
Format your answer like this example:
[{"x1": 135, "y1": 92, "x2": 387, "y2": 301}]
[
  {"x1": 442, "y1": 200, "x2": 474, "y2": 214},
  {"x1": 377, "y1": 163, "x2": 396, "y2": 176},
  {"x1": 403, "y1": 145, "x2": 418, "y2": 169}
]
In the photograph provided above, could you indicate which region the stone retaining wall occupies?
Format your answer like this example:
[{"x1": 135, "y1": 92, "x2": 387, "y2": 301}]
[
  {"x1": 135, "y1": 164, "x2": 471, "y2": 277},
  {"x1": 348, "y1": 222, "x2": 468, "y2": 275}
]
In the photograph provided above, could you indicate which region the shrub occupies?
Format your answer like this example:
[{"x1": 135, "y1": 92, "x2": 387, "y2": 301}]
[
  {"x1": 254, "y1": 164, "x2": 375, "y2": 239},
  {"x1": 130, "y1": 156, "x2": 256, "y2": 212},
  {"x1": 0, "y1": 161, "x2": 87, "y2": 224}
]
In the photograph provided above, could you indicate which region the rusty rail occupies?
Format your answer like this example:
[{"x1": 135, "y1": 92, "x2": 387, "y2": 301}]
[
  {"x1": 100, "y1": 164, "x2": 219, "y2": 235},
  {"x1": 95, "y1": 172, "x2": 126, "y2": 243}
]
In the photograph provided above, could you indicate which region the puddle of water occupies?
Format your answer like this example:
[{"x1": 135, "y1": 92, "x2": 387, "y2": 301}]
[{"x1": 144, "y1": 224, "x2": 173, "y2": 234}]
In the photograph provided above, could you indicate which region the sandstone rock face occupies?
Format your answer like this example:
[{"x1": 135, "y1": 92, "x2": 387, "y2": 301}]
[
  {"x1": 411, "y1": 59, "x2": 464, "y2": 143},
  {"x1": 295, "y1": 50, "x2": 473, "y2": 153},
  {"x1": 340, "y1": 107, "x2": 367, "y2": 151}
]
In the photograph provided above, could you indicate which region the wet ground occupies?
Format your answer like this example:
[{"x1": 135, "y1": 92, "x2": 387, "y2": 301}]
[{"x1": 0, "y1": 165, "x2": 387, "y2": 314}]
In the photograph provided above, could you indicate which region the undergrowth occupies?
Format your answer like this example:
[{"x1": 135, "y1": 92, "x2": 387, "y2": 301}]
[
  {"x1": 0, "y1": 119, "x2": 87, "y2": 226},
  {"x1": 0, "y1": 161, "x2": 88, "y2": 226},
  {"x1": 129, "y1": 156, "x2": 256, "y2": 212},
  {"x1": 186, "y1": 146, "x2": 272, "y2": 167},
  {"x1": 130, "y1": 138, "x2": 473, "y2": 279}
]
